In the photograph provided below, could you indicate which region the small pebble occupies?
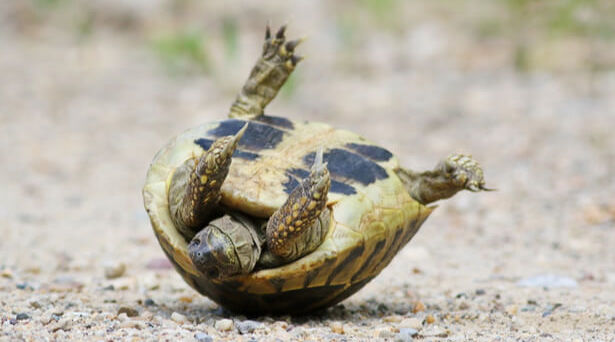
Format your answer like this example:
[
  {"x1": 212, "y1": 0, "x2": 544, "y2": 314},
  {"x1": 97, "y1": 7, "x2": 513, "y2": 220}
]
[
  {"x1": 215, "y1": 318, "x2": 234, "y2": 331},
  {"x1": 425, "y1": 314, "x2": 435, "y2": 324},
  {"x1": 377, "y1": 327, "x2": 394, "y2": 338},
  {"x1": 400, "y1": 317, "x2": 422, "y2": 330},
  {"x1": 144, "y1": 298, "x2": 156, "y2": 306},
  {"x1": 330, "y1": 321, "x2": 344, "y2": 334},
  {"x1": 422, "y1": 325, "x2": 448, "y2": 337},
  {"x1": 506, "y1": 304, "x2": 518, "y2": 316},
  {"x1": 475, "y1": 289, "x2": 486, "y2": 295},
  {"x1": 16, "y1": 313, "x2": 30, "y2": 320},
  {"x1": 516, "y1": 274, "x2": 578, "y2": 288},
  {"x1": 384, "y1": 315, "x2": 403, "y2": 323},
  {"x1": 236, "y1": 320, "x2": 263, "y2": 334},
  {"x1": 171, "y1": 312, "x2": 189, "y2": 324},
  {"x1": 412, "y1": 301, "x2": 426, "y2": 313},
  {"x1": 195, "y1": 332, "x2": 214, "y2": 342},
  {"x1": 118, "y1": 306, "x2": 139, "y2": 317},
  {"x1": 104, "y1": 262, "x2": 126, "y2": 279},
  {"x1": 1, "y1": 268, "x2": 14, "y2": 279},
  {"x1": 119, "y1": 320, "x2": 145, "y2": 329},
  {"x1": 395, "y1": 327, "x2": 417, "y2": 342}
]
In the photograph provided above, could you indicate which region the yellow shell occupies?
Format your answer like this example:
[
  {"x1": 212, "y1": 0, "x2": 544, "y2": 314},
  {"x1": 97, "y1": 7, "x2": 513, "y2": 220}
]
[{"x1": 143, "y1": 116, "x2": 433, "y2": 314}]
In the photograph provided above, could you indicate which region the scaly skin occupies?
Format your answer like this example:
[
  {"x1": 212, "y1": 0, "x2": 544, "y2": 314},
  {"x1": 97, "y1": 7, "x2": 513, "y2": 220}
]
[
  {"x1": 266, "y1": 149, "x2": 331, "y2": 262},
  {"x1": 395, "y1": 153, "x2": 490, "y2": 205},
  {"x1": 168, "y1": 124, "x2": 247, "y2": 240},
  {"x1": 229, "y1": 25, "x2": 303, "y2": 119}
]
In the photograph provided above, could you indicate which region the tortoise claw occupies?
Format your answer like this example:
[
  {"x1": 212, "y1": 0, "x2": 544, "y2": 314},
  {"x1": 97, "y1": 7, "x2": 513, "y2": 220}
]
[
  {"x1": 275, "y1": 24, "x2": 287, "y2": 39},
  {"x1": 285, "y1": 39, "x2": 303, "y2": 53}
]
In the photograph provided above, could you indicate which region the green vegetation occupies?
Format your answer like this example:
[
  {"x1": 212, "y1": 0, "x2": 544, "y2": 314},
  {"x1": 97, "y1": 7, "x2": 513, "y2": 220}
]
[{"x1": 151, "y1": 31, "x2": 211, "y2": 75}]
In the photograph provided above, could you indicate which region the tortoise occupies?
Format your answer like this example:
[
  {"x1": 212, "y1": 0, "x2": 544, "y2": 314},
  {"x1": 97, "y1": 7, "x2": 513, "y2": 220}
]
[{"x1": 143, "y1": 25, "x2": 488, "y2": 315}]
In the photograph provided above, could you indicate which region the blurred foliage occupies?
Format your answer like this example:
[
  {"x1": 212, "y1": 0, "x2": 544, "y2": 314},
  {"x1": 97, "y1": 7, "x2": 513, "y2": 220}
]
[
  {"x1": 358, "y1": 0, "x2": 400, "y2": 24},
  {"x1": 222, "y1": 17, "x2": 239, "y2": 62},
  {"x1": 280, "y1": 73, "x2": 299, "y2": 100},
  {"x1": 4, "y1": 0, "x2": 613, "y2": 74},
  {"x1": 504, "y1": 0, "x2": 614, "y2": 38},
  {"x1": 150, "y1": 31, "x2": 211, "y2": 75},
  {"x1": 32, "y1": 0, "x2": 67, "y2": 9}
]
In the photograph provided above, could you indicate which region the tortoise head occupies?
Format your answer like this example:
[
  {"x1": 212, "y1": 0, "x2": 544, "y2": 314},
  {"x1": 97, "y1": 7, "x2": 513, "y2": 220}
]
[{"x1": 188, "y1": 214, "x2": 261, "y2": 279}]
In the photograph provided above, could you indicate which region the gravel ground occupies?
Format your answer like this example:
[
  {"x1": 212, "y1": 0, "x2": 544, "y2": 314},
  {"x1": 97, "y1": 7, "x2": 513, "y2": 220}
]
[{"x1": 1, "y1": 1, "x2": 615, "y2": 341}]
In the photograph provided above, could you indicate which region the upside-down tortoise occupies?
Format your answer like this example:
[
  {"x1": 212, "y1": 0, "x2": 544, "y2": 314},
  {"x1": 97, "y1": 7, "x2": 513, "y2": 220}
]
[{"x1": 143, "y1": 25, "x2": 488, "y2": 315}]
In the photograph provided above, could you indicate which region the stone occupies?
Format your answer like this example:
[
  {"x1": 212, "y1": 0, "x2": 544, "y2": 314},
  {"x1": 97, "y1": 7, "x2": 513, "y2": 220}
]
[
  {"x1": 171, "y1": 312, "x2": 189, "y2": 324},
  {"x1": 236, "y1": 320, "x2": 263, "y2": 334},
  {"x1": 104, "y1": 262, "x2": 126, "y2": 279},
  {"x1": 16, "y1": 313, "x2": 30, "y2": 320},
  {"x1": 118, "y1": 306, "x2": 139, "y2": 317},
  {"x1": 400, "y1": 317, "x2": 422, "y2": 330},
  {"x1": 330, "y1": 321, "x2": 344, "y2": 334},
  {"x1": 516, "y1": 274, "x2": 578, "y2": 288},
  {"x1": 395, "y1": 327, "x2": 417, "y2": 342},
  {"x1": 384, "y1": 315, "x2": 403, "y2": 322},
  {"x1": 215, "y1": 318, "x2": 234, "y2": 331},
  {"x1": 119, "y1": 320, "x2": 145, "y2": 329},
  {"x1": 412, "y1": 301, "x2": 426, "y2": 313},
  {"x1": 195, "y1": 332, "x2": 214, "y2": 342}
]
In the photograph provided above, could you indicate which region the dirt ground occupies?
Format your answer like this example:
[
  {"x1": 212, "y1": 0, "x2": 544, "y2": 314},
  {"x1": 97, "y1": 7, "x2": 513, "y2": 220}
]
[{"x1": 1, "y1": 1, "x2": 615, "y2": 341}]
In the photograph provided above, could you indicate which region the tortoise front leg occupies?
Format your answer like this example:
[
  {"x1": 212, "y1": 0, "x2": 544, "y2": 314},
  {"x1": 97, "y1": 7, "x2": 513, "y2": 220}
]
[
  {"x1": 395, "y1": 153, "x2": 490, "y2": 205},
  {"x1": 265, "y1": 149, "x2": 331, "y2": 263},
  {"x1": 168, "y1": 124, "x2": 247, "y2": 240},
  {"x1": 229, "y1": 24, "x2": 303, "y2": 119}
]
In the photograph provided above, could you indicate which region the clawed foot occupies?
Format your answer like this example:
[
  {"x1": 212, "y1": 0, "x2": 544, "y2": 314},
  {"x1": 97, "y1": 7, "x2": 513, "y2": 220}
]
[
  {"x1": 229, "y1": 24, "x2": 304, "y2": 119},
  {"x1": 439, "y1": 153, "x2": 489, "y2": 192},
  {"x1": 262, "y1": 24, "x2": 304, "y2": 70}
]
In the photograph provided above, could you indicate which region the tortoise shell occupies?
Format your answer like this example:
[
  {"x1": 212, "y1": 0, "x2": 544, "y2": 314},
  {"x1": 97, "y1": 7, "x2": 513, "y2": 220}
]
[{"x1": 143, "y1": 115, "x2": 433, "y2": 314}]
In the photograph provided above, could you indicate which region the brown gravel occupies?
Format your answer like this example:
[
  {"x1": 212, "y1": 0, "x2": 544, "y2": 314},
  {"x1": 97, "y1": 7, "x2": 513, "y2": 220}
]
[{"x1": 1, "y1": 1, "x2": 615, "y2": 341}]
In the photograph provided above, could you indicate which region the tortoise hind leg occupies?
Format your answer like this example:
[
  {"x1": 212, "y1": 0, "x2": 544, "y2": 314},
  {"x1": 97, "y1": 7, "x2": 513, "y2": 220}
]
[
  {"x1": 265, "y1": 149, "x2": 331, "y2": 264},
  {"x1": 229, "y1": 24, "x2": 303, "y2": 119},
  {"x1": 168, "y1": 124, "x2": 247, "y2": 240}
]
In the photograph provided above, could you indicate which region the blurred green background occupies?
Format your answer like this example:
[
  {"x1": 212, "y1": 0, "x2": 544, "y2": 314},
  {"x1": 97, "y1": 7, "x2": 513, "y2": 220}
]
[{"x1": 4, "y1": 0, "x2": 613, "y2": 78}]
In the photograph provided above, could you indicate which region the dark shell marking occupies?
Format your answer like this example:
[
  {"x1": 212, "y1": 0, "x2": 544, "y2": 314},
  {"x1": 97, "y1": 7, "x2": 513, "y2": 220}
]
[
  {"x1": 283, "y1": 168, "x2": 357, "y2": 195},
  {"x1": 346, "y1": 143, "x2": 393, "y2": 162},
  {"x1": 303, "y1": 149, "x2": 389, "y2": 186},
  {"x1": 194, "y1": 138, "x2": 260, "y2": 160},
  {"x1": 208, "y1": 119, "x2": 286, "y2": 151},
  {"x1": 196, "y1": 118, "x2": 389, "y2": 194},
  {"x1": 255, "y1": 114, "x2": 294, "y2": 129}
]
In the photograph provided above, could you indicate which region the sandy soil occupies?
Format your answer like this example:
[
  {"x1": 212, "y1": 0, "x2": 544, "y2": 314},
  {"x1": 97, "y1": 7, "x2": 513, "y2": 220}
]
[{"x1": 1, "y1": 1, "x2": 614, "y2": 341}]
